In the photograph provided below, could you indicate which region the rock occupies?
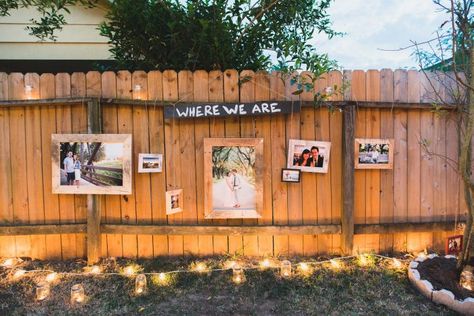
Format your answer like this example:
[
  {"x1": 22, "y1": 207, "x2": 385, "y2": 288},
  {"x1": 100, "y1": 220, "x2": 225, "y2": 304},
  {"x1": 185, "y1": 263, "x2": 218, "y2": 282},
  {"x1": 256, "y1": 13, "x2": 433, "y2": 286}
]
[
  {"x1": 432, "y1": 289, "x2": 455, "y2": 306},
  {"x1": 409, "y1": 261, "x2": 419, "y2": 269},
  {"x1": 427, "y1": 254, "x2": 438, "y2": 259},
  {"x1": 415, "y1": 280, "x2": 434, "y2": 299},
  {"x1": 444, "y1": 255, "x2": 457, "y2": 259},
  {"x1": 455, "y1": 297, "x2": 474, "y2": 316},
  {"x1": 408, "y1": 268, "x2": 420, "y2": 282}
]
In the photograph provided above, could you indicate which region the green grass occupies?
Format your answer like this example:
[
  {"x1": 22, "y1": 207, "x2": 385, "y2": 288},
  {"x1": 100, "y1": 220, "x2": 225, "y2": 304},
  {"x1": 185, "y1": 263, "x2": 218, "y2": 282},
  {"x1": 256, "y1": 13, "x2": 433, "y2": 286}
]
[{"x1": 0, "y1": 256, "x2": 456, "y2": 316}]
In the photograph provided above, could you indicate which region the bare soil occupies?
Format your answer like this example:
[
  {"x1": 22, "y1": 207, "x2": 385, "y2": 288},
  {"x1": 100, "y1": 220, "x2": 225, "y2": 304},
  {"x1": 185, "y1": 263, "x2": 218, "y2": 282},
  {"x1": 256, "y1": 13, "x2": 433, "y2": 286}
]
[{"x1": 417, "y1": 256, "x2": 474, "y2": 300}]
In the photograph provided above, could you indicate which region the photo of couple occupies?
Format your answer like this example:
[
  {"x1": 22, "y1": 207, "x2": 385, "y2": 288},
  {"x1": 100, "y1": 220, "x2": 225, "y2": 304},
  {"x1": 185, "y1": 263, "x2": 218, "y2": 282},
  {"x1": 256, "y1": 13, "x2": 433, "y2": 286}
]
[
  {"x1": 212, "y1": 146, "x2": 256, "y2": 211},
  {"x1": 287, "y1": 139, "x2": 331, "y2": 173}
]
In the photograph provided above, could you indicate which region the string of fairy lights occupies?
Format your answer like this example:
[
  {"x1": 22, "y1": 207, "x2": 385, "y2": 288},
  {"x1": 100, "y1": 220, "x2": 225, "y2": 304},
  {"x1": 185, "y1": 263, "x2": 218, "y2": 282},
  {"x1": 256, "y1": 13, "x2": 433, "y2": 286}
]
[{"x1": 0, "y1": 253, "x2": 417, "y2": 304}]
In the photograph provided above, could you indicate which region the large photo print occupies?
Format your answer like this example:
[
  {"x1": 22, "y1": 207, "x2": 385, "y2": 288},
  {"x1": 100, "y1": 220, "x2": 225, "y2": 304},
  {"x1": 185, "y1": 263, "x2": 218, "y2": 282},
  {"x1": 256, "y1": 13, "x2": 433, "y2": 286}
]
[
  {"x1": 287, "y1": 139, "x2": 331, "y2": 173},
  {"x1": 204, "y1": 138, "x2": 263, "y2": 219},
  {"x1": 52, "y1": 134, "x2": 132, "y2": 194},
  {"x1": 355, "y1": 138, "x2": 394, "y2": 169}
]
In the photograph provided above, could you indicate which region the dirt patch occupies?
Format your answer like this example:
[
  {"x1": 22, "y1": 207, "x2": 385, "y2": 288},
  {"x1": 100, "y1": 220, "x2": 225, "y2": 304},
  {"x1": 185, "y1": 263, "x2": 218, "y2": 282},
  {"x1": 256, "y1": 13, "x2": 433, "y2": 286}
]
[{"x1": 417, "y1": 256, "x2": 474, "y2": 300}]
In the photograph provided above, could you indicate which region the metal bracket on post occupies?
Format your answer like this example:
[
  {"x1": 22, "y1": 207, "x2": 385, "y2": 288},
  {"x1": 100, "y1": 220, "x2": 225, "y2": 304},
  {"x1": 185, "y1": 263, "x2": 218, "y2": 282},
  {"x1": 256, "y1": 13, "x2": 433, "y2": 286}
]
[
  {"x1": 87, "y1": 98, "x2": 102, "y2": 264},
  {"x1": 342, "y1": 104, "x2": 355, "y2": 255}
]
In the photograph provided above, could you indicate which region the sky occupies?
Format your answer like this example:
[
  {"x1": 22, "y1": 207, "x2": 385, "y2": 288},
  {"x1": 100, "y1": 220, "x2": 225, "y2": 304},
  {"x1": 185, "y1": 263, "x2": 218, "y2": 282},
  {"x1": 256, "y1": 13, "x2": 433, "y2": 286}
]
[{"x1": 313, "y1": 0, "x2": 449, "y2": 70}]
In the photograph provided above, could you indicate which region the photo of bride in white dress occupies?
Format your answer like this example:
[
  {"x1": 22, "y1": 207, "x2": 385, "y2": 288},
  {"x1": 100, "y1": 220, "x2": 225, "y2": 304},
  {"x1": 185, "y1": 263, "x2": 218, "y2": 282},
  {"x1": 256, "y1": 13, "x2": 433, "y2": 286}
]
[{"x1": 212, "y1": 146, "x2": 256, "y2": 211}]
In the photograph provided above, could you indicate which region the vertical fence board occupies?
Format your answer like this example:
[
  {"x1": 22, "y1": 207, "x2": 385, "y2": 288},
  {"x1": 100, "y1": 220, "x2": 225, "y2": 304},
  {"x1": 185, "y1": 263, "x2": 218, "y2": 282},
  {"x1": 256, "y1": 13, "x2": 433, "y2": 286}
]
[
  {"x1": 379, "y1": 69, "x2": 394, "y2": 253},
  {"x1": 193, "y1": 70, "x2": 213, "y2": 256},
  {"x1": 254, "y1": 71, "x2": 273, "y2": 256},
  {"x1": 352, "y1": 70, "x2": 367, "y2": 253},
  {"x1": 132, "y1": 71, "x2": 153, "y2": 258},
  {"x1": 208, "y1": 70, "x2": 228, "y2": 255},
  {"x1": 147, "y1": 71, "x2": 168, "y2": 257},
  {"x1": 163, "y1": 70, "x2": 183, "y2": 256},
  {"x1": 101, "y1": 71, "x2": 123, "y2": 258},
  {"x1": 328, "y1": 71, "x2": 343, "y2": 254},
  {"x1": 270, "y1": 72, "x2": 289, "y2": 256},
  {"x1": 116, "y1": 70, "x2": 138, "y2": 258},
  {"x1": 315, "y1": 76, "x2": 332, "y2": 254}
]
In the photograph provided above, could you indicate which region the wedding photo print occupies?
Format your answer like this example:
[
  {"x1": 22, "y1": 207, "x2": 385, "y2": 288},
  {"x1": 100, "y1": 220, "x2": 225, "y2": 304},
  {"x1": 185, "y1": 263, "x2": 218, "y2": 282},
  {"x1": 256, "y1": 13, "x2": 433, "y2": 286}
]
[
  {"x1": 287, "y1": 139, "x2": 331, "y2": 173},
  {"x1": 51, "y1": 134, "x2": 132, "y2": 195},
  {"x1": 204, "y1": 138, "x2": 263, "y2": 219},
  {"x1": 138, "y1": 153, "x2": 163, "y2": 173},
  {"x1": 355, "y1": 138, "x2": 394, "y2": 169},
  {"x1": 281, "y1": 168, "x2": 301, "y2": 183},
  {"x1": 166, "y1": 189, "x2": 183, "y2": 215}
]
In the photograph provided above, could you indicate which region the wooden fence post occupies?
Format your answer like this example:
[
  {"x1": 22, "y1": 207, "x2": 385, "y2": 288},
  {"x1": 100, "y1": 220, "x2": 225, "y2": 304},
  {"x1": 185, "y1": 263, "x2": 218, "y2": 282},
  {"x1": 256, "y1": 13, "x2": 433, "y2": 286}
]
[
  {"x1": 342, "y1": 104, "x2": 355, "y2": 254},
  {"x1": 87, "y1": 99, "x2": 102, "y2": 264}
]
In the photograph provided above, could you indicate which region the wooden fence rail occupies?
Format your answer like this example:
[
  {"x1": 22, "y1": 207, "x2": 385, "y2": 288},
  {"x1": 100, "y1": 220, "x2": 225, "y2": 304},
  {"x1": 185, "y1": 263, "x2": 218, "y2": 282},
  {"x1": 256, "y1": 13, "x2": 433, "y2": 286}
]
[{"x1": 0, "y1": 69, "x2": 467, "y2": 261}]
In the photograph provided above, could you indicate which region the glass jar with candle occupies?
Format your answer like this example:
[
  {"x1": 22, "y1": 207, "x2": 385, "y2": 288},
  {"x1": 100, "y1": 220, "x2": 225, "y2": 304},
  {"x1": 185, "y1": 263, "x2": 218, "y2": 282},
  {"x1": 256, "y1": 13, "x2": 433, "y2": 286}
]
[
  {"x1": 70, "y1": 284, "x2": 85, "y2": 304},
  {"x1": 280, "y1": 260, "x2": 292, "y2": 278},
  {"x1": 135, "y1": 274, "x2": 147, "y2": 294},
  {"x1": 232, "y1": 264, "x2": 245, "y2": 284},
  {"x1": 36, "y1": 282, "x2": 50, "y2": 301}
]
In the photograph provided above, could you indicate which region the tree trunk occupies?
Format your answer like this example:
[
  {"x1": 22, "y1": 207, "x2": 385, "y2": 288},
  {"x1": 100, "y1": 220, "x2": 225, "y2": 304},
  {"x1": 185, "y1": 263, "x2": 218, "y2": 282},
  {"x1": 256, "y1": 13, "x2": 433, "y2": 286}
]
[{"x1": 458, "y1": 46, "x2": 474, "y2": 269}]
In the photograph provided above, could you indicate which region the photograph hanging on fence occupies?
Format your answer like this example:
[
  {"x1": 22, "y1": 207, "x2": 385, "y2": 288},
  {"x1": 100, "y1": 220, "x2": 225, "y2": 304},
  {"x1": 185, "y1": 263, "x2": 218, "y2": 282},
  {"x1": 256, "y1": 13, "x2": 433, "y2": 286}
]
[
  {"x1": 138, "y1": 153, "x2": 163, "y2": 173},
  {"x1": 51, "y1": 134, "x2": 132, "y2": 194},
  {"x1": 287, "y1": 139, "x2": 331, "y2": 173},
  {"x1": 166, "y1": 189, "x2": 183, "y2": 215},
  {"x1": 203, "y1": 138, "x2": 263, "y2": 219},
  {"x1": 445, "y1": 235, "x2": 463, "y2": 255},
  {"x1": 355, "y1": 138, "x2": 394, "y2": 169},
  {"x1": 281, "y1": 168, "x2": 301, "y2": 183}
]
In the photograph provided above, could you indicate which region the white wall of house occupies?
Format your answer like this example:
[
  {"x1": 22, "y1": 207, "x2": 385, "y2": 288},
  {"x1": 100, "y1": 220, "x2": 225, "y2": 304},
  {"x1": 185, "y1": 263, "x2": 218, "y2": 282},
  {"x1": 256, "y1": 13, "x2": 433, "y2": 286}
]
[{"x1": 0, "y1": 4, "x2": 112, "y2": 60}]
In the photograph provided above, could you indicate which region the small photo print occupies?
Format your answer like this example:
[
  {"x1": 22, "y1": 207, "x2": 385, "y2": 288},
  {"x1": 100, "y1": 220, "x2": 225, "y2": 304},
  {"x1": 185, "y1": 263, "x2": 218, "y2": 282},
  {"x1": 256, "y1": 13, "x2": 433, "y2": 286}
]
[
  {"x1": 446, "y1": 235, "x2": 463, "y2": 255},
  {"x1": 281, "y1": 169, "x2": 301, "y2": 183},
  {"x1": 166, "y1": 189, "x2": 183, "y2": 215},
  {"x1": 287, "y1": 139, "x2": 331, "y2": 173},
  {"x1": 355, "y1": 138, "x2": 394, "y2": 169},
  {"x1": 138, "y1": 153, "x2": 163, "y2": 173}
]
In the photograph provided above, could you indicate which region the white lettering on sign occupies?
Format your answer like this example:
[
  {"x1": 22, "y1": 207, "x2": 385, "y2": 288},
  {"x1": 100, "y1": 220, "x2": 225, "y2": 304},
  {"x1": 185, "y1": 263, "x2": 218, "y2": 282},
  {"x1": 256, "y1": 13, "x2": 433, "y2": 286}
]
[
  {"x1": 239, "y1": 104, "x2": 247, "y2": 115},
  {"x1": 176, "y1": 107, "x2": 188, "y2": 117},
  {"x1": 270, "y1": 102, "x2": 281, "y2": 113},
  {"x1": 213, "y1": 105, "x2": 220, "y2": 115},
  {"x1": 252, "y1": 103, "x2": 262, "y2": 113},
  {"x1": 222, "y1": 104, "x2": 239, "y2": 115},
  {"x1": 204, "y1": 105, "x2": 212, "y2": 116},
  {"x1": 261, "y1": 103, "x2": 270, "y2": 113}
]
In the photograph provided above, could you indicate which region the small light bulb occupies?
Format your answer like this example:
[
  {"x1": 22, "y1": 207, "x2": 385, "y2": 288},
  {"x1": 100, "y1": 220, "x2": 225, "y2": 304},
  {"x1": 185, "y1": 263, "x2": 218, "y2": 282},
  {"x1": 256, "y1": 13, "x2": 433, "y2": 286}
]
[
  {"x1": 260, "y1": 258, "x2": 271, "y2": 269},
  {"x1": 45, "y1": 272, "x2": 57, "y2": 282},
  {"x1": 2, "y1": 258, "x2": 15, "y2": 268},
  {"x1": 13, "y1": 269, "x2": 26, "y2": 280},
  {"x1": 298, "y1": 262, "x2": 312, "y2": 275},
  {"x1": 90, "y1": 266, "x2": 100, "y2": 274},
  {"x1": 194, "y1": 262, "x2": 207, "y2": 273},
  {"x1": 158, "y1": 273, "x2": 166, "y2": 282},
  {"x1": 225, "y1": 260, "x2": 237, "y2": 269},
  {"x1": 124, "y1": 266, "x2": 136, "y2": 276},
  {"x1": 330, "y1": 259, "x2": 341, "y2": 269}
]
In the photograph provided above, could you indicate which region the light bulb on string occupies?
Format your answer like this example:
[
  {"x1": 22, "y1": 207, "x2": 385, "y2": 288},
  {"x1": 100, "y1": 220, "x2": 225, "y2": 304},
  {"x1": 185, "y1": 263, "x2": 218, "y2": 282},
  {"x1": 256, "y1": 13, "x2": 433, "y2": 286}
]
[
  {"x1": 392, "y1": 258, "x2": 402, "y2": 269},
  {"x1": 45, "y1": 272, "x2": 57, "y2": 283},
  {"x1": 297, "y1": 262, "x2": 313, "y2": 276},
  {"x1": 330, "y1": 259, "x2": 342, "y2": 270},
  {"x1": 123, "y1": 265, "x2": 137, "y2": 276},
  {"x1": 259, "y1": 258, "x2": 272, "y2": 270},
  {"x1": 192, "y1": 262, "x2": 208, "y2": 274},
  {"x1": 12, "y1": 269, "x2": 26, "y2": 280}
]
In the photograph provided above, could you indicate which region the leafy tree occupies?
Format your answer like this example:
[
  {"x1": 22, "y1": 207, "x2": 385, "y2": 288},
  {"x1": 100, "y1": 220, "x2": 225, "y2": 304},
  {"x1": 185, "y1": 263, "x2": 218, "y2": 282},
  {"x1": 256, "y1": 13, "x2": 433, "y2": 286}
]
[
  {"x1": 0, "y1": 0, "x2": 339, "y2": 73},
  {"x1": 415, "y1": 0, "x2": 473, "y2": 269}
]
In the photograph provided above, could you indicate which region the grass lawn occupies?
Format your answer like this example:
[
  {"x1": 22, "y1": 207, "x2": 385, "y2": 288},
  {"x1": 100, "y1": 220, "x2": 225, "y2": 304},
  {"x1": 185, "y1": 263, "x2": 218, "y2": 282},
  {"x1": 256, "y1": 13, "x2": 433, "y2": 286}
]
[{"x1": 0, "y1": 256, "x2": 456, "y2": 315}]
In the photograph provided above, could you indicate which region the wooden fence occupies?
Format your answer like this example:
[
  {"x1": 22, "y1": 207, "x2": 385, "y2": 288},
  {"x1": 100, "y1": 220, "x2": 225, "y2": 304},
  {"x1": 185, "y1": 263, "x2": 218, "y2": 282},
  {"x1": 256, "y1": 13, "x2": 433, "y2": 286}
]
[{"x1": 0, "y1": 69, "x2": 467, "y2": 261}]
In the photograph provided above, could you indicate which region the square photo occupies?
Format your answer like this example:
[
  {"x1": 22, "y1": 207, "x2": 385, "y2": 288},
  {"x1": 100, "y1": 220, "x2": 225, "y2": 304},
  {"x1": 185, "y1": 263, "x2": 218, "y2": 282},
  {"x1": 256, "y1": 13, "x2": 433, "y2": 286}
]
[
  {"x1": 355, "y1": 138, "x2": 394, "y2": 169},
  {"x1": 287, "y1": 139, "x2": 331, "y2": 173},
  {"x1": 138, "y1": 153, "x2": 163, "y2": 173}
]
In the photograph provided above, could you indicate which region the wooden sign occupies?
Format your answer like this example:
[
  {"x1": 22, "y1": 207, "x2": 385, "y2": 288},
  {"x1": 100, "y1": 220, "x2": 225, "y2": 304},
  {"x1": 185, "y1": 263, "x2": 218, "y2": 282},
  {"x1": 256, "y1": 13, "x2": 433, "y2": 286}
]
[{"x1": 164, "y1": 101, "x2": 299, "y2": 119}]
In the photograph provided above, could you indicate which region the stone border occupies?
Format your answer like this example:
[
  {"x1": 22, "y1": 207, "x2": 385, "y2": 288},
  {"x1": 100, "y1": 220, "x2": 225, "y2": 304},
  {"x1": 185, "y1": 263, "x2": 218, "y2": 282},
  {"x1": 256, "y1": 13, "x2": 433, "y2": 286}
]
[{"x1": 408, "y1": 254, "x2": 474, "y2": 315}]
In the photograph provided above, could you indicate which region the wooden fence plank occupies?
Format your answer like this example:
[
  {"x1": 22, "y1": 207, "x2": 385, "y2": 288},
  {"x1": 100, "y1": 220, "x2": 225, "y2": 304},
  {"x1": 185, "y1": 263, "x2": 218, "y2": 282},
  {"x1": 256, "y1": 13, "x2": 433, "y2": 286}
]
[
  {"x1": 55, "y1": 73, "x2": 77, "y2": 259},
  {"x1": 270, "y1": 71, "x2": 289, "y2": 256},
  {"x1": 352, "y1": 70, "x2": 367, "y2": 253},
  {"x1": 100, "y1": 71, "x2": 123, "y2": 258},
  {"x1": 132, "y1": 71, "x2": 153, "y2": 258},
  {"x1": 315, "y1": 75, "x2": 332, "y2": 254},
  {"x1": 163, "y1": 70, "x2": 183, "y2": 256},
  {"x1": 193, "y1": 70, "x2": 213, "y2": 256},
  {"x1": 208, "y1": 70, "x2": 228, "y2": 255},
  {"x1": 116, "y1": 70, "x2": 138, "y2": 258},
  {"x1": 223, "y1": 69, "x2": 243, "y2": 255},
  {"x1": 379, "y1": 69, "x2": 394, "y2": 253},
  {"x1": 147, "y1": 70, "x2": 168, "y2": 257},
  {"x1": 365, "y1": 70, "x2": 381, "y2": 253}
]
